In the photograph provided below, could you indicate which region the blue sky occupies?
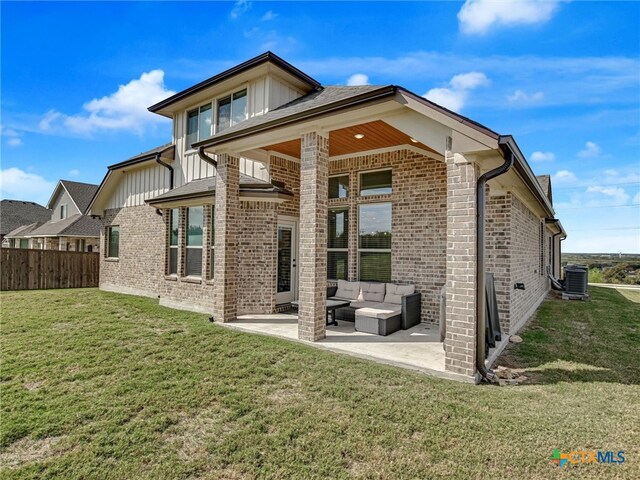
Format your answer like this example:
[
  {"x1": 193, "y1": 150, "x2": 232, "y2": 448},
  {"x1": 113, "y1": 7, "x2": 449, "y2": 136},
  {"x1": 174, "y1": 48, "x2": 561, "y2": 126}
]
[{"x1": 1, "y1": 1, "x2": 639, "y2": 253}]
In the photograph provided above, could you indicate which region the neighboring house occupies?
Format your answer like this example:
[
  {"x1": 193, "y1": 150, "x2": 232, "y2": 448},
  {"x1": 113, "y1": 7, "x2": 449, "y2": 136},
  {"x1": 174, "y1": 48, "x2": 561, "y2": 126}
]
[
  {"x1": 0, "y1": 200, "x2": 51, "y2": 247},
  {"x1": 6, "y1": 180, "x2": 101, "y2": 251},
  {"x1": 88, "y1": 52, "x2": 566, "y2": 380}
]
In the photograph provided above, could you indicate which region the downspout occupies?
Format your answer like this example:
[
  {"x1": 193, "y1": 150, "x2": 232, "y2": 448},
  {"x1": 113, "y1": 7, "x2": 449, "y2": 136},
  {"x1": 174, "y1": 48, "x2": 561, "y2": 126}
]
[
  {"x1": 476, "y1": 142, "x2": 514, "y2": 381},
  {"x1": 198, "y1": 146, "x2": 218, "y2": 168},
  {"x1": 155, "y1": 154, "x2": 174, "y2": 190}
]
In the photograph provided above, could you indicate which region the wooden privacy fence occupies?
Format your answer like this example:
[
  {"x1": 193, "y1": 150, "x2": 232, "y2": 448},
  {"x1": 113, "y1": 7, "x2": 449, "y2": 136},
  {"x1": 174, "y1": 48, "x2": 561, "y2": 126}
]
[{"x1": 0, "y1": 248, "x2": 100, "y2": 291}]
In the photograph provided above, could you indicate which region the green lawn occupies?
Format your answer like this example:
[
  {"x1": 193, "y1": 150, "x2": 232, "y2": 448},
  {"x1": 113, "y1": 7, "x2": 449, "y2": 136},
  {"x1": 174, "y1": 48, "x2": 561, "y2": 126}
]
[{"x1": 1, "y1": 287, "x2": 638, "y2": 479}]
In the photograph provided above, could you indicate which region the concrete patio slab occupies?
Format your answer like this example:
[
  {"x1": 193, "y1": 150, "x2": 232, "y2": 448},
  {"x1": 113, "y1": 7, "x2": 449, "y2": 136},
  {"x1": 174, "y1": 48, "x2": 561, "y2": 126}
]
[{"x1": 224, "y1": 313, "x2": 475, "y2": 382}]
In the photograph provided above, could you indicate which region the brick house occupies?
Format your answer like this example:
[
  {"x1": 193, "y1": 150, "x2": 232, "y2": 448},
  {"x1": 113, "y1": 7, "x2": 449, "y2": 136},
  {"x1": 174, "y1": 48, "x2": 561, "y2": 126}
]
[
  {"x1": 6, "y1": 180, "x2": 101, "y2": 252},
  {"x1": 87, "y1": 52, "x2": 566, "y2": 380}
]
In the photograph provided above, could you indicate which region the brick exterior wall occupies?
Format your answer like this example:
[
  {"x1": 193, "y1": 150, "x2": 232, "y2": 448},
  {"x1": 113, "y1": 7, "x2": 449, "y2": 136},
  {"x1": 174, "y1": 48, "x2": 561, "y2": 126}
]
[
  {"x1": 270, "y1": 155, "x2": 300, "y2": 218},
  {"x1": 509, "y1": 194, "x2": 550, "y2": 332},
  {"x1": 100, "y1": 205, "x2": 164, "y2": 297},
  {"x1": 237, "y1": 202, "x2": 278, "y2": 314},
  {"x1": 298, "y1": 132, "x2": 329, "y2": 342},
  {"x1": 328, "y1": 149, "x2": 447, "y2": 323},
  {"x1": 485, "y1": 189, "x2": 512, "y2": 333},
  {"x1": 213, "y1": 153, "x2": 239, "y2": 322},
  {"x1": 444, "y1": 151, "x2": 478, "y2": 377}
]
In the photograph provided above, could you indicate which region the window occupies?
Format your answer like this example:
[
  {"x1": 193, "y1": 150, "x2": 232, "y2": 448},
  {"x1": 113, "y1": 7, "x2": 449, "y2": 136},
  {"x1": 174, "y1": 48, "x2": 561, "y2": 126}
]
[
  {"x1": 60, "y1": 204, "x2": 67, "y2": 220},
  {"x1": 358, "y1": 203, "x2": 391, "y2": 282},
  {"x1": 360, "y1": 169, "x2": 392, "y2": 196},
  {"x1": 209, "y1": 207, "x2": 215, "y2": 279},
  {"x1": 107, "y1": 226, "x2": 120, "y2": 258},
  {"x1": 168, "y1": 209, "x2": 179, "y2": 275},
  {"x1": 76, "y1": 239, "x2": 85, "y2": 252},
  {"x1": 20, "y1": 239, "x2": 29, "y2": 249},
  {"x1": 216, "y1": 89, "x2": 247, "y2": 133},
  {"x1": 187, "y1": 103, "x2": 213, "y2": 148},
  {"x1": 187, "y1": 88, "x2": 248, "y2": 148},
  {"x1": 329, "y1": 175, "x2": 349, "y2": 199},
  {"x1": 185, "y1": 207, "x2": 203, "y2": 277},
  {"x1": 539, "y1": 222, "x2": 544, "y2": 276},
  {"x1": 328, "y1": 207, "x2": 349, "y2": 280}
]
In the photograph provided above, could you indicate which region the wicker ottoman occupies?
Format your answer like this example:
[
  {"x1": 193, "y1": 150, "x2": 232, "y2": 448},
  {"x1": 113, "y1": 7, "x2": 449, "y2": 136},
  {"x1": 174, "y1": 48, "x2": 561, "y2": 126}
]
[{"x1": 355, "y1": 308, "x2": 402, "y2": 336}]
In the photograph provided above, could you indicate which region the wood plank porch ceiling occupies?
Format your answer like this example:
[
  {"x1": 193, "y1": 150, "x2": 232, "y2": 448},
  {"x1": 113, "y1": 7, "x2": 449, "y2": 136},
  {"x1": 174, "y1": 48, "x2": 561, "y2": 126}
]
[{"x1": 262, "y1": 120, "x2": 438, "y2": 159}]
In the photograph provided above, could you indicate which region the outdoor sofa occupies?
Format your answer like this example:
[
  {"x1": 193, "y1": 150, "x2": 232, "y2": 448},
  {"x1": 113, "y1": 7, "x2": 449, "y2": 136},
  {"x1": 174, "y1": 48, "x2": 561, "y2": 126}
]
[{"x1": 327, "y1": 280, "x2": 421, "y2": 336}]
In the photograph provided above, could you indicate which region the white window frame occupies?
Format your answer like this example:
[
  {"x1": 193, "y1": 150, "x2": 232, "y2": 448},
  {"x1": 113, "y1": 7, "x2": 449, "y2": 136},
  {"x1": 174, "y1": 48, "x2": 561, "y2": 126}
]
[
  {"x1": 357, "y1": 202, "x2": 392, "y2": 282},
  {"x1": 359, "y1": 168, "x2": 393, "y2": 197},
  {"x1": 185, "y1": 85, "x2": 249, "y2": 152},
  {"x1": 60, "y1": 204, "x2": 67, "y2": 220}
]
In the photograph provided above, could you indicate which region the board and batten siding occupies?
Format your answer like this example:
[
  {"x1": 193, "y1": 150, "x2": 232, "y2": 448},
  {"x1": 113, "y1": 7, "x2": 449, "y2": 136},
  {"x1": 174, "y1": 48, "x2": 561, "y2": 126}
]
[{"x1": 105, "y1": 164, "x2": 171, "y2": 209}]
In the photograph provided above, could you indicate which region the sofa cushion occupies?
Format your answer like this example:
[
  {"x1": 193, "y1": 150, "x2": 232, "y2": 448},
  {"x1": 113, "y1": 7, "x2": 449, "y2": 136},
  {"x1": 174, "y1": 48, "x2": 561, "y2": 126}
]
[
  {"x1": 349, "y1": 300, "x2": 382, "y2": 309},
  {"x1": 335, "y1": 280, "x2": 360, "y2": 300},
  {"x1": 356, "y1": 306, "x2": 402, "y2": 320},
  {"x1": 357, "y1": 282, "x2": 386, "y2": 302},
  {"x1": 384, "y1": 283, "x2": 415, "y2": 304}
]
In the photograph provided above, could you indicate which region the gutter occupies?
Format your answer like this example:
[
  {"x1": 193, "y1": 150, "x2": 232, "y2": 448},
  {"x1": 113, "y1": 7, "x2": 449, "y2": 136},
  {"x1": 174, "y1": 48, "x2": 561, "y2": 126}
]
[
  {"x1": 155, "y1": 154, "x2": 174, "y2": 190},
  {"x1": 198, "y1": 146, "x2": 218, "y2": 168},
  {"x1": 475, "y1": 136, "x2": 515, "y2": 381}
]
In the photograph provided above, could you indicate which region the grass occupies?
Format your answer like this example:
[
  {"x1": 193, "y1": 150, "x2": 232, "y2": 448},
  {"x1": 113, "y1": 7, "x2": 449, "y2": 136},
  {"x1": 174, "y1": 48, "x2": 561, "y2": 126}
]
[{"x1": 1, "y1": 287, "x2": 638, "y2": 479}]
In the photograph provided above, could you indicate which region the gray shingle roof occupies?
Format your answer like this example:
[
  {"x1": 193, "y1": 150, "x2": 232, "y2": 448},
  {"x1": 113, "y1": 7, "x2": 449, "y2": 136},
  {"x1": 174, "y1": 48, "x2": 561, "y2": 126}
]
[
  {"x1": 27, "y1": 214, "x2": 100, "y2": 238},
  {"x1": 147, "y1": 175, "x2": 291, "y2": 204},
  {"x1": 0, "y1": 199, "x2": 51, "y2": 235},
  {"x1": 5, "y1": 221, "x2": 45, "y2": 238},
  {"x1": 196, "y1": 86, "x2": 386, "y2": 145},
  {"x1": 60, "y1": 180, "x2": 100, "y2": 213}
]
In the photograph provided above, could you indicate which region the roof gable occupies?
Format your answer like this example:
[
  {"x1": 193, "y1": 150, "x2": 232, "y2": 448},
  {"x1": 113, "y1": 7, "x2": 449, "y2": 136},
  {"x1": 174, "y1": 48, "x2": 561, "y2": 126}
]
[{"x1": 48, "y1": 180, "x2": 99, "y2": 213}]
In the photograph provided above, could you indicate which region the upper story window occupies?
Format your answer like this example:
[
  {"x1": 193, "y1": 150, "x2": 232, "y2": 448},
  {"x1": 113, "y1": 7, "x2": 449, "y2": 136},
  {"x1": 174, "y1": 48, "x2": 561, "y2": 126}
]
[
  {"x1": 360, "y1": 169, "x2": 392, "y2": 196},
  {"x1": 217, "y1": 89, "x2": 247, "y2": 133},
  {"x1": 186, "y1": 88, "x2": 248, "y2": 149},
  {"x1": 329, "y1": 175, "x2": 349, "y2": 199},
  {"x1": 60, "y1": 204, "x2": 67, "y2": 220}
]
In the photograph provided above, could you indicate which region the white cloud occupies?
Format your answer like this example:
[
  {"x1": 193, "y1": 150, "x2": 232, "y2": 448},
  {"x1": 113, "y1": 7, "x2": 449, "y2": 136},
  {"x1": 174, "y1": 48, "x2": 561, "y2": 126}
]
[
  {"x1": 38, "y1": 70, "x2": 175, "y2": 136},
  {"x1": 507, "y1": 89, "x2": 544, "y2": 104},
  {"x1": 424, "y1": 71, "x2": 489, "y2": 112},
  {"x1": 1, "y1": 126, "x2": 24, "y2": 147},
  {"x1": 261, "y1": 10, "x2": 278, "y2": 21},
  {"x1": 552, "y1": 170, "x2": 577, "y2": 183},
  {"x1": 585, "y1": 185, "x2": 630, "y2": 205},
  {"x1": 0, "y1": 168, "x2": 55, "y2": 205},
  {"x1": 68, "y1": 169, "x2": 80, "y2": 178},
  {"x1": 230, "y1": 0, "x2": 252, "y2": 20},
  {"x1": 530, "y1": 151, "x2": 555, "y2": 162},
  {"x1": 578, "y1": 141, "x2": 601, "y2": 158},
  {"x1": 633, "y1": 192, "x2": 640, "y2": 204},
  {"x1": 458, "y1": 0, "x2": 561, "y2": 35},
  {"x1": 346, "y1": 73, "x2": 369, "y2": 86},
  {"x1": 449, "y1": 72, "x2": 489, "y2": 90}
]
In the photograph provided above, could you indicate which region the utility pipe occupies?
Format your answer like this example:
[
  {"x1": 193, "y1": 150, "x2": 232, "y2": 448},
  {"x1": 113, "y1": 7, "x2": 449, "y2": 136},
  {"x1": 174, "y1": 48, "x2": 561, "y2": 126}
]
[{"x1": 476, "y1": 144, "x2": 514, "y2": 381}]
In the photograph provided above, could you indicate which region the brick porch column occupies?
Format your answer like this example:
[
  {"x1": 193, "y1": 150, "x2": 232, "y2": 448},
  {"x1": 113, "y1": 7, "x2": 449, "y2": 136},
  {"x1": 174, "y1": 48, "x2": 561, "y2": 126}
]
[
  {"x1": 445, "y1": 149, "x2": 478, "y2": 377},
  {"x1": 298, "y1": 131, "x2": 329, "y2": 341},
  {"x1": 213, "y1": 153, "x2": 239, "y2": 323}
]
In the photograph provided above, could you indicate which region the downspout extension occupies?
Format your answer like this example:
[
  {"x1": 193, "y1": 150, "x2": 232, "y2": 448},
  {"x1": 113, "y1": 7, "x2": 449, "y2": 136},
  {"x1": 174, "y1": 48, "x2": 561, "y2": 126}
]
[
  {"x1": 155, "y1": 154, "x2": 174, "y2": 190},
  {"x1": 476, "y1": 143, "x2": 514, "y2": 381},
  {"x1": 198, "y1": 146, "x2": 218, "y2": 168}
]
